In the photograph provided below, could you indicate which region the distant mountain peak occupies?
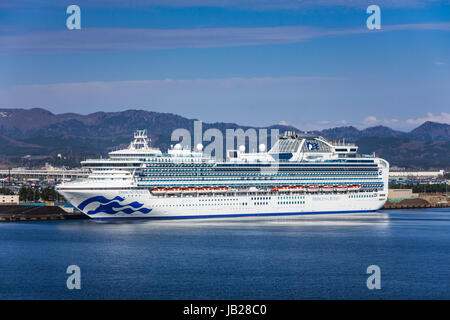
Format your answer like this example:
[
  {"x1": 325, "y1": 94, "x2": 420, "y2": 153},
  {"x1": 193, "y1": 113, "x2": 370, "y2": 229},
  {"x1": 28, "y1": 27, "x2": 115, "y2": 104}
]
[
  {"x1": 410, "y1": 121, "x2": 450, "y2": 141},
  {"x1": 416, "y1": 120, "x2": 448, "y2": 128}
]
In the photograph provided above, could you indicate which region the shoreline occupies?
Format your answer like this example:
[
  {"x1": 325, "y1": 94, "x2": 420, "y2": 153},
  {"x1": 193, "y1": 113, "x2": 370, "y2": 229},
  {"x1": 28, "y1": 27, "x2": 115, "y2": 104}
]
[{"x1": 383, "y1": 202, "x2": 449, "y2": 209}]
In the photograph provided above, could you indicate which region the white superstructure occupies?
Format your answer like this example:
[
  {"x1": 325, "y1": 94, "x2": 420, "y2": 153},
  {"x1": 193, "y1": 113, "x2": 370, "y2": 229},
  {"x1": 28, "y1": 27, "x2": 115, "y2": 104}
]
[{"x1": 56, "y1": 130, "x2": 389, "y2": 220}]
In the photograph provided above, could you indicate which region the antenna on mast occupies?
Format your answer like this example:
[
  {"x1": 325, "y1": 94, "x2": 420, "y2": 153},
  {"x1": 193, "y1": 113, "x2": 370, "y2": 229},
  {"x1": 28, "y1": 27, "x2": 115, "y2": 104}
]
[{"x1": 130, "y1": 129, "x2": 150, "y2": 150}]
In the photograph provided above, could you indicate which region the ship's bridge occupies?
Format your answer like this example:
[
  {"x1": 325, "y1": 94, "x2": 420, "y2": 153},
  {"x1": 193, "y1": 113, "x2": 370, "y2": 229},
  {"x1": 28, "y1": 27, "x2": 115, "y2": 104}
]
[{"x1": 108, "y1": 129, "x2": 162, "y2": 159}]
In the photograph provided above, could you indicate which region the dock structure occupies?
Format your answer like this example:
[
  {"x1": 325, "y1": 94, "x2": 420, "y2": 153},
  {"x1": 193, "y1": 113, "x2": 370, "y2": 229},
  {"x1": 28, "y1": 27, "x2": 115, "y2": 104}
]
[
  {"x1": 383, "y1": 197, "x2": 449, "y2": 209},
  {"x1": 0, "y1": 204, "x2": 88, "y2": 222},
  {"x1": 0, "y1": 168, "x2": 88, "y2": 180}
]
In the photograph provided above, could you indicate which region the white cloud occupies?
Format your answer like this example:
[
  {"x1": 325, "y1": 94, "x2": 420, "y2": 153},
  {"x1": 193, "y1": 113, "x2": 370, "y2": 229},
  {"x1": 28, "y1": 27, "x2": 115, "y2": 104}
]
[
  {"x1": 364, "y1": 116, "x2": 378, "y2": 124},
  {"x1": 358, "y1": 113, "x2": 450, "y2": 130},
  {"x1": 406, "y1": 112, "x2": 450, "y2": 125},
  {"x1": 0, "y1": 76, "x2": 343, "y2": 118},
  {"x1": 1, "y1": 22, "x2": 449, "y2": 55},
  {"x1": 278, "y1": 120, "x2": 290, "y2": 126},
  {"x1": 1, "y1": 77, "x2": 447, "y2": 131},
  {"x1": 362, "y1": 116, "x2": 403, "y2": 127},
  {"x1": 4, "y1": 0, "x2": 446, "y2": 9}
]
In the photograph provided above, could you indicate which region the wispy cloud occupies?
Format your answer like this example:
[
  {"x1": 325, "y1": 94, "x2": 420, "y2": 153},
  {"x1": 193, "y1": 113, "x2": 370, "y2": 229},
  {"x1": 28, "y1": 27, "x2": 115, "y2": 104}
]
[
  {"x1": 2, "y1": 77, "x2": 447, "y2": 130},
  {"x1": 363, "y1": 116, "x2": 378, "y2": 124},
  {"x1": 0, "y1": 26, "x2": 334, "y2": 55},
  {"x1": 406, "y1": 112, "x2": 450, "y2": 125},
  {"x1": 1, "y1": 22, "x2": 449, "y2": 55},
  {"x1": 3, "y1": 0, "x2": 448, "y2": 10},
  {"x1": 362, "y1": 116, "x2": 402, "y2": 127},
  {"x1": 0, "y1": 76, "x2": 343, "y2": 113},
  {"x1": 279, "y1": 120, "x2": 294, "y2": 126},
  {"x1": 352, "y1": 113, "x2": 450, "y2": 130},
  {"x1": 383, "y1": 23, "x2": 450, "y2": 31}
]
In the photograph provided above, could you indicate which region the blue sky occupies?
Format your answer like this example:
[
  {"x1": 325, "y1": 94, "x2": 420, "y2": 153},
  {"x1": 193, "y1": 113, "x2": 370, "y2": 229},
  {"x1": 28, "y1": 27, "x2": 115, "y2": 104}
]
[{"x1": 0, "y1": 0, "x2": 449, "y2": 131}]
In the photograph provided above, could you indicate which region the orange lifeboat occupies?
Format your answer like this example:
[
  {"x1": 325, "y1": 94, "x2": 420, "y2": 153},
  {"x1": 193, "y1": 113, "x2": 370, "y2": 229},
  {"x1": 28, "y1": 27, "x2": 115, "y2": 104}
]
[
  {"x1": 152, "y1": 188, "x2": 167, "y2": 195},
  {"x1": 214, "y1": 187, "x2": 228, "y2": 193},
  {"x1": 278, "y1": 186, "x2": 290, "y2": 193},
  {"x1": 307, "y1": 186, "x2": 319, "y2": 192},
  {"x1": 167, "y1": 188, "x2": 182, "y2": 194},
  {"x1": 198, "y1": 187, "x2": 213, "y2": 193},
  {"x1": 335, "y1": 185, "x2": 348, "y2": 192},
  {"x1": 321, "y1": 186, "x2": 334, "y2": 192},
  {"x1": 290, "y1": 186, "x2": 305, "y2": 192},
  {"x1": 348, "y1": 185, "x2": 361, "y2": 191},
  {"x1": 183, "y1": 187, "x2": 197, "y2": 194}
]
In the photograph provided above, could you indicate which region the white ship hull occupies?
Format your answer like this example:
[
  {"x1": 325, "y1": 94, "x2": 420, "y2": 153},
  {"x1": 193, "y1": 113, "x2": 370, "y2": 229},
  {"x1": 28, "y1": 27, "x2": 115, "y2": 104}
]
[
  {"x1": 60, "y1": 189, "x2": 387, "y2": 220},
  {"x1": 56, "y1": 129, "x2": 389, "y2": 221}
]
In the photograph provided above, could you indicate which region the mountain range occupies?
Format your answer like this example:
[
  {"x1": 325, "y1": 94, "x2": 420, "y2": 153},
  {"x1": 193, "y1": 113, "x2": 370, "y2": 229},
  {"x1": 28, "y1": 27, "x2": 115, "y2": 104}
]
[{"x1": 0, "y1": 108, "x2": 449, "y2": 169}]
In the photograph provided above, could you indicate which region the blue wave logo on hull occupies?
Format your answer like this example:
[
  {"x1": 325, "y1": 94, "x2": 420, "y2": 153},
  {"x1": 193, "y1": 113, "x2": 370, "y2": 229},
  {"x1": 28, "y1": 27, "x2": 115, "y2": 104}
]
[{"x1": 77, "y1": 195, "x2": 151, "y2": 215}]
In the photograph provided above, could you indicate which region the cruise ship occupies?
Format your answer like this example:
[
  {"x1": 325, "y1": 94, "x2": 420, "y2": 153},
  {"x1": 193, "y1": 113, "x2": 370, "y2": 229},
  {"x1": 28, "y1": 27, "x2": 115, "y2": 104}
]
[{"x1": 56, "y1": 130, "x2": 389, "y2": 220}]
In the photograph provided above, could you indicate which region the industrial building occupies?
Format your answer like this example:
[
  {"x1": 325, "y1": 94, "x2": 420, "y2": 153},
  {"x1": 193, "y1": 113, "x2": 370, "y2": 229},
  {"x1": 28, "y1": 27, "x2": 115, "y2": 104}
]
[{"x1": 0, "y1": 195, "x2": 19, "y2": 204}]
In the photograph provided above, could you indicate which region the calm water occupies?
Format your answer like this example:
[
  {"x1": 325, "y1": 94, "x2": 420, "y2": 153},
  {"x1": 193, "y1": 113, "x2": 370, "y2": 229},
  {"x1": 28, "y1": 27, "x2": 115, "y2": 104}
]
[{"x1": 0, "y1": 208, "x2": 449, "y2": 299}]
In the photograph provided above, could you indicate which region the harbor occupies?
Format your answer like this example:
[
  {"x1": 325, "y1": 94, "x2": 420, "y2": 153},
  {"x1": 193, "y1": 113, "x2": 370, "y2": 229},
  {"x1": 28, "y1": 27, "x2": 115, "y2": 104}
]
[
  {"x1": 0, "y1": 130, "x2": 448, "y2": 220},
  {"x1": 1, "y1": 207, "x2": 449, "y2": 299}
]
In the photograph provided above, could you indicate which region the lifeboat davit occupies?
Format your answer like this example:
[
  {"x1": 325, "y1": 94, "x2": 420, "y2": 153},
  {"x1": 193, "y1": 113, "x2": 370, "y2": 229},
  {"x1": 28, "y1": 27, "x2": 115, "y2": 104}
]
[
  {"x1": 321, "y1": 186, "x2": 334, "y2": 192},
  {"x1": 307, "y1": 186, "x2": 319, "y2": 192},
  {"x1": 335, "y1": 185, "x2": 348, "y2": 192},
  {"x1": 152, "y1": 188, "x2": 167, "y2": 195},
  {"x1": 167, "y1": 188, "x2": 182, "y2": 194},
  {"x1": 290, "y1": 186, "x2": 305, "y2": 192},
  {"x1": 198, "y1": 187, "x2": 213, "y2": 193},
  {"x1": 183, "y1": 187, "x2": 197, "y2": 194}
]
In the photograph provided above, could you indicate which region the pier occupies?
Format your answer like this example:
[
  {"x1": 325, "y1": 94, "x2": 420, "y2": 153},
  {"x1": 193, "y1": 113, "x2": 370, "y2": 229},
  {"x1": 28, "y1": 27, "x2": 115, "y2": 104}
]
[
  {"x1": 385, "y1": 189, "x2": 449, "y2": 209},
  {"x1": 0, "y1": 167, "x2": 88, "y2": 180},
  {"x1": 383, "y1": 199, "x2": 449, "y2": 209},
  {"x1": 0, "y1": 204, "x2": 87, "y2": 222}
]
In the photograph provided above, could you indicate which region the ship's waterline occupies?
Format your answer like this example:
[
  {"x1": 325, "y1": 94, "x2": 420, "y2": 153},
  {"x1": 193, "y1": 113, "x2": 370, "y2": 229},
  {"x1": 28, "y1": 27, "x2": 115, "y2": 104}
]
[{"x1": 56, "y1": 130, "x2": 389, "y2": 220}]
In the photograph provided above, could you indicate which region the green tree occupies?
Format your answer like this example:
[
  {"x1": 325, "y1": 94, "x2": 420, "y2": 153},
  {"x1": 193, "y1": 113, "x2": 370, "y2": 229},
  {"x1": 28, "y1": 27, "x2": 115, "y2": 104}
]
[
  {"x1": 19, "y1": 186, "x2": 28, "y2": 201},
  {"x1": 389, "y1": 183, "x2": 448, "y2": 193},
  {"x1": 0, "y1": 187, "x2": 14, "y2": 195},
  {"x1": 40, "y1": 188, "x2": 58, "y2": 201},
  {"x1": 19, "y1": 187, "x2": 42, "y2": 202}
]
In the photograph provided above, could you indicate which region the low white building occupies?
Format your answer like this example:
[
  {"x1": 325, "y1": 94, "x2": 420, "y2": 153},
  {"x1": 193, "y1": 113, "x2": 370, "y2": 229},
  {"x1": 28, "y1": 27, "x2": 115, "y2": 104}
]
[
  {"x1": 0, "y1": 195, "x2": 19, "y2": 204},
  {"x1": 388, "y1": 189, "x2": 419, "y2": 201},
  {"x1": 389, "y1": 170, "x2": 444, "y2": 179}
]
